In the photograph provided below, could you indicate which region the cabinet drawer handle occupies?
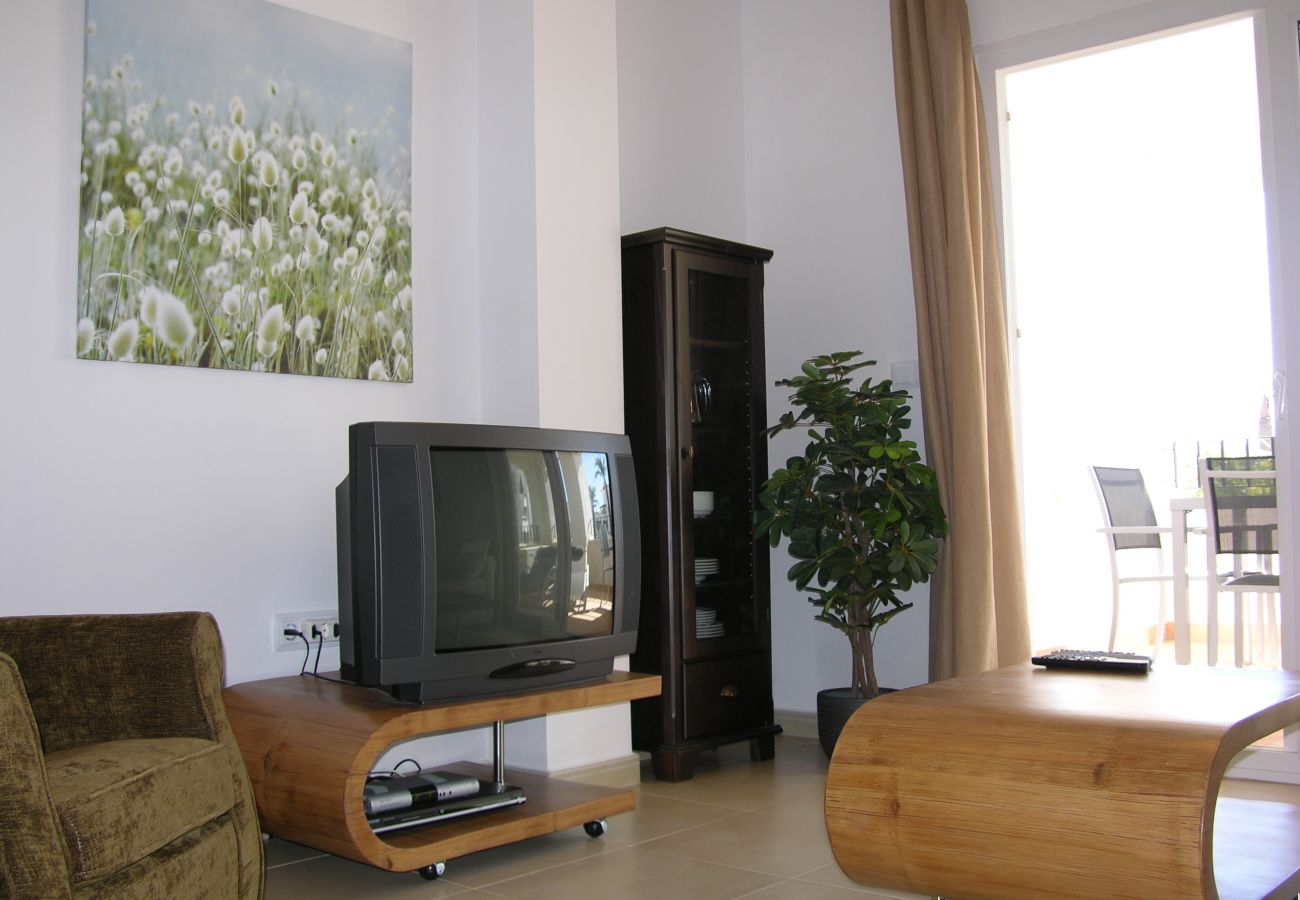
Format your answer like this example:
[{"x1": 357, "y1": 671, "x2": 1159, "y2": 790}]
[
  {"x1": 720, "y1": 684, "x2": 738, "y2": 698},
  {"x1": 681, "y1": 446, "x2": 695, "y2": 460}
]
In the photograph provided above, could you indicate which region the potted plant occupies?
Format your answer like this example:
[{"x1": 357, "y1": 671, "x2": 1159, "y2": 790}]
[{"x1": 756, "y1": 351, "x2": 947, "y2": 757}]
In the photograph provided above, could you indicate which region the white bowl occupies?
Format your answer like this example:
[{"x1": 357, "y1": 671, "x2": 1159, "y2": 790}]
[{"x1": 692, "y1": 491, "x2": 715, "y2": 517}]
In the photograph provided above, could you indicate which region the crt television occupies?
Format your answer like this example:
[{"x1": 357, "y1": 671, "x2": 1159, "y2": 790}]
[{"x1": 336, "y1": 421, "x2": 641, "y2": 703}]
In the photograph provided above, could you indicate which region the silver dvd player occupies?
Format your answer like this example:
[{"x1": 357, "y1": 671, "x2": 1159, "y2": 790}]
[{"x1": 367, "y1": 780, "x2": 526, "y2": 834}]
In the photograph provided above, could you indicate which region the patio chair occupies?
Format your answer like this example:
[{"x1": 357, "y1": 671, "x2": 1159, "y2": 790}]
[
  {"x1": 1201, "y1": 456, "x2": 1279, "y2": 667},
  {"x1": 1090, "y1": 466, "x2": 1171, "y2": 655}
]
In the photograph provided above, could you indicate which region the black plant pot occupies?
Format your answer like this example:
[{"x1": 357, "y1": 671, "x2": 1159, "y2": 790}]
[{"x1": 816, "y1": 686, "x2": 895, "y2": 759}]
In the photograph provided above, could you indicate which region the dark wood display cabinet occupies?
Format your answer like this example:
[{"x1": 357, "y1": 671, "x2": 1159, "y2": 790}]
[{"x1": 621, "y1": 227, "x2": 780, "y2": 782}]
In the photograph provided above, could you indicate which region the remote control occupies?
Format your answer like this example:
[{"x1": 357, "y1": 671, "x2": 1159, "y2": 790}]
[{"x1": 1030, "y1": 649, "x2": 1152, "y2": 673}]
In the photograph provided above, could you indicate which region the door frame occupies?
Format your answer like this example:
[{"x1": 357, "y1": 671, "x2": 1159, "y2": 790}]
[{"x1": 977, "y1": 0, "x2": 1300, "y2": 779}]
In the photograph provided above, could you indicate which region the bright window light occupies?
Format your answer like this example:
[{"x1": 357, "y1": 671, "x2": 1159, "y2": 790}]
[{"x1": 1003, "y1": 17, "x2": 1273, "y2": 656}]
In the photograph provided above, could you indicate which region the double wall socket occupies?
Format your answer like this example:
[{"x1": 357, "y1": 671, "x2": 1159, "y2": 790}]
[{"x1": 273, "y1": 609, "x2": 340, "y2": 652}]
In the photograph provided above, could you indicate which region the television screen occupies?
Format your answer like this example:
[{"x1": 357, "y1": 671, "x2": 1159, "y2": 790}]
[
  {"x1": 337, "y1": 422, "x2": 639, "y2": 703},
  {"x1": 429, "y1": 447, "x2": 616, "y2": 652}
]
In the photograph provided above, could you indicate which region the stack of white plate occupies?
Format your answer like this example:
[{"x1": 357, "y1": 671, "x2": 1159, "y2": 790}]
[
  {"x1": 695, "y1": 606, "x2": 724, "y2": 639},
  {"x1": 694, "y1": 557, "x2": 719, "y2": 585}
]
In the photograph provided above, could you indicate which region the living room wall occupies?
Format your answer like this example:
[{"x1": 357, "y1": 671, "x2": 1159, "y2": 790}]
[
  {"x1": 0, "y1": 0, "x2": 628, "y2": 773},
  {"x1": 617, "y1": 0, "x2": 934, "y2": 717},
  {"x1": 0, "y1": 0, "x2": 456, "y2": 675}
]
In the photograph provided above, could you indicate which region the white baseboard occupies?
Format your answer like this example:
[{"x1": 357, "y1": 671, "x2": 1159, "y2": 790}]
[
  {"x1": 1227, "y1": 745, "x2": 1300, "y2": 784},
  {"x1": 775, "y1": 708, "x2": 818, "y2": 739},
  {"x1": 517, "y1": 752, "x2": 642, "y2": 789}
]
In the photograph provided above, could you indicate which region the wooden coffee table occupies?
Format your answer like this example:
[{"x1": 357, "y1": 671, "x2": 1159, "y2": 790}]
[{"x1": 824, "y1": 663, "x2": 1300, "y2": 899}]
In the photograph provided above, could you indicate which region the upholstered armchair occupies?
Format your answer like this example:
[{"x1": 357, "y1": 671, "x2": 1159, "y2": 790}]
[{"x1": 0, "y1": 613, "x2": 263, "y2": 898}]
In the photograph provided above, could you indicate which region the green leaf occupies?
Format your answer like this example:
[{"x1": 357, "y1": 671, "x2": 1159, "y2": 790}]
[
  {"x1": 869, "y1": 602, "x2": 914, "y2": 629},
  {"x1": 789, "y1": 559, "x2": 819, "y2": 589}
]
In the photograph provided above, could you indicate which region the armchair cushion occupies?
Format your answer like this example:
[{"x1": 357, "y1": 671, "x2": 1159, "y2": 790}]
[
  {"x1": 87, "y1": 817, "x2": 239, "y2": 900},
  {"x1": 45, "y1": 737, "x2": 235, "y2": 885}
]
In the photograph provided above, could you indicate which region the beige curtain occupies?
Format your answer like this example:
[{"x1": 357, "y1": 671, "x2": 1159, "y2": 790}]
[{"x1": 890, "y1": 0, "x2": 1030, "y2": 680}]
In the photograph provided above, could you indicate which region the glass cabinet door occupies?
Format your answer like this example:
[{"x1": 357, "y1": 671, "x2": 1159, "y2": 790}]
[{"x1": 673, "y1": 251, "x2": 764, "y2": 658}]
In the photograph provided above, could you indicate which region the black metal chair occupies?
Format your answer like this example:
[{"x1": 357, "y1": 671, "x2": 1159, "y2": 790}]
[{"x1": 1201, "y1": 456, "x2": 1279, "y2": 667}]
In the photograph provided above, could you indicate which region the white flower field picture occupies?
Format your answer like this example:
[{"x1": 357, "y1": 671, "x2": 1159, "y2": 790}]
[{"x1": 76, "y1": 0, "x2": 413, "y2": 381}]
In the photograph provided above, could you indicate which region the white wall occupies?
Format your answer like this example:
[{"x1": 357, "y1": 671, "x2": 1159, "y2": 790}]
[
  {"x1": 479, "y1": 0, "x2": 540, "y2": 426},
  {"x1": 535, "y1": 0, "x2": 625, "y2": 434},
  {"x1": 743, "y1": 0, "x2": 931, "y2": 711},
  {"x1": 0, "y1": 0, "x2": 630, "y2": 774},
  {"x1": 616, "y1": 0, "x2": 932, "y2": 715},
  {"x1": 616, "y1": 0, "x2": 749, "y2": 237},
  {"x1": 967, "y1": 0, "x2": 1163, "y2": 47}
]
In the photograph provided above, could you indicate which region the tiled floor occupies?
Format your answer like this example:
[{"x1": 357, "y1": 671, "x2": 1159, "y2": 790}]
[{"x1": 263, "y1": 734, "x2": 1300, "y2": 899}]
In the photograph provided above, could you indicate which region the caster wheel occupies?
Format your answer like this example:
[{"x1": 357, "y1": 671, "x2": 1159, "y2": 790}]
[
  {"x1": 583, "y1": 818, "x2": 608, "y2": 838},
  {"x1": 417, "y1": 861, "x2": 446, "y2": 880}
]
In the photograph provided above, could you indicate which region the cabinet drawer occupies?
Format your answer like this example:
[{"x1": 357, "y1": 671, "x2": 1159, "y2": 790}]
[{"x1": 682, "y1": 653, "x2": 771, "y2": 740}]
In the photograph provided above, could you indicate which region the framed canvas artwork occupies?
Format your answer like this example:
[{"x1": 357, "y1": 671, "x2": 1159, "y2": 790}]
[{"x1": 76, "y1": 0, "x2": 413, "y2": 381}]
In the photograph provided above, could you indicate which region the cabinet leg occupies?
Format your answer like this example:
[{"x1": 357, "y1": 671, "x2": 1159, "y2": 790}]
[
  {"x1": 750, "y1": 734, "x2": 776, "y2": 761},
  {"x1": 651, "y1": 749, "x2": 695, "y2": 782}
]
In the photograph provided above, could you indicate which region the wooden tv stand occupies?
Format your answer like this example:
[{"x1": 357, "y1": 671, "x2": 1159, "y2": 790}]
[
  {"x1": 224, "y1": 671, "x2": 661, "y2": 878},
  {"x1": 825, "y1": 663, "x2": 1300, "y2": 900}
]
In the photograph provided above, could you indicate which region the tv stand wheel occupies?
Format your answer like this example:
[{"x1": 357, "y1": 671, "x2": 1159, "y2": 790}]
[
  {"x1": 583, "y1": 819, "x2": 608, "y2": 838},
  {"x1": 417, "y1": 861, "x2": 446, "y2": 881}
]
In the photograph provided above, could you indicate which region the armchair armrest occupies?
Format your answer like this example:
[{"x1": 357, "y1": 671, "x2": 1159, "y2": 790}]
[
  {"x1": 0, "y1": 652, "x2": 73, "y2": 899},
  {"x1": 0, "y1": 613, "x2": 228, "y2": 754}
]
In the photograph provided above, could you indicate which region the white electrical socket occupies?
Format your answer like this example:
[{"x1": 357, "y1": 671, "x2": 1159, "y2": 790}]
[
  {"x1": 273, "y1": 609, "x2": 340, "y2": 652},
  {"x1": 303, "y1": 615, "x2": 341, "y2": 643}
]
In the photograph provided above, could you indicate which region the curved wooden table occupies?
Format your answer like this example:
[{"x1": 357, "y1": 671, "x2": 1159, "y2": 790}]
[
  {"x1": 224, "y1": 671, "x2": 660, "y2": 873},
  {"x1": 825, "y1": 664, "x2": 1300, "y2": 900}
]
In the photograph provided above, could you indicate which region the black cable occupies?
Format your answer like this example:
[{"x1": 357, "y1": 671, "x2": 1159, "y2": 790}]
[
  {"x1": 368, "y1": 758, "x2": 422, "y2": 780},
  {"x1": 283, "y1": 625, "x2": 351, "y2": 688},
  {"x1": 308, "y1": 672, "x2": 352, "y2": 686},
  {"x1": 284, "y1": 628, "x2": 311, "y2": 675}
]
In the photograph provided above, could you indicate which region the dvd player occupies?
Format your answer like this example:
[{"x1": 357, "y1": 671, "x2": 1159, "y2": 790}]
[{"x1": 367, "y1": 779, "x2": 526, "y2": 834}]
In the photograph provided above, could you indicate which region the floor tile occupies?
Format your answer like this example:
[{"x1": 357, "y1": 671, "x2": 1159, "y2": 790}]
[
  {"x1": 263, "y1": 850, "x2": 475, "y2": 896},
  {"x1": 752, "y1": 778, "x2": 827, "y2": 824},
  {"x1": 434, "y1": 791, "x2": 738, "y2": 887},
  {"x1": 638, "y1": 756, "x2": 828, "y2": 812},
  {"x1": 262, "y1": 835, "x2": 327, "y2": 869},
  {"x1": 741, "y1": 879, "x2": 901, "y2": 898},
  {"x1": 794, "y1": 864, "x2": 930, "y2": 898},
  {"x1": 476, "y1": 845, "x2": 783, "y2": 900},
  {"x1": 640, "y1": 809, "x2": 836, "y2": 878}
]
